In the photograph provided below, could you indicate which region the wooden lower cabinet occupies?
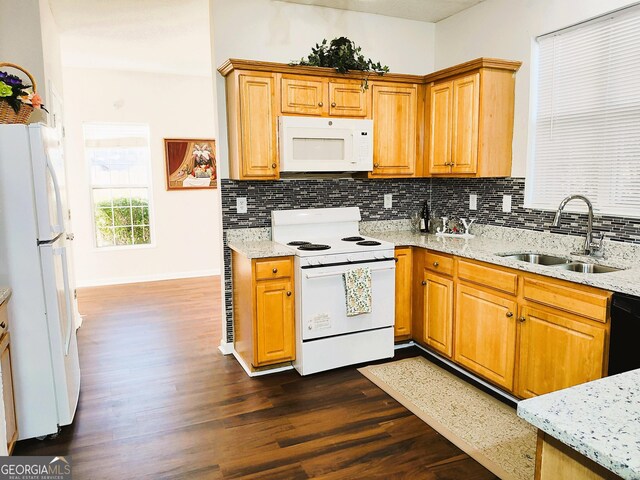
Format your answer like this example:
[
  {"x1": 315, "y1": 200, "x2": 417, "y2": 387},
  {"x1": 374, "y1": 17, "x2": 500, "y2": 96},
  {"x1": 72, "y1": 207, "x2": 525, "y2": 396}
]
[
  {"x1": 0, "y1": 300, "x2": 17, "y2": 454},
  {"x1": 0, "y1": 332, "x2": 16, "y2": 453},
  {"x1": 454, "y1": 283, "x2": 517, "y2": 390},
  {"x1": 394, "y1": 247, "x2": 412, "y2": 340},
  {"x1": 422, "y1": 272, "x2": 454, "y2": 358},
  {"x1": 232, "y1": 252, "x2": 295, "y2": 368},
  {"x1": 517, "y1": 306, "x2": 607, "y2": 399},
  {"x1": 409, "y1": 249, "x2": 612, "y2": 398},
  {"x1": 536, "y1": 432, "x2": 620, "y2": 480}
]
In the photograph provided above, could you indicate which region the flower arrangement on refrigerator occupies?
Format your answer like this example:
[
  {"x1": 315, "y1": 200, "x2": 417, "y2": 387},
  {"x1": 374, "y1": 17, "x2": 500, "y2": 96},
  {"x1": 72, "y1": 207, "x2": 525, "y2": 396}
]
[{"x1": 0, "y1": 70, "x2": 47, "y2": 114}]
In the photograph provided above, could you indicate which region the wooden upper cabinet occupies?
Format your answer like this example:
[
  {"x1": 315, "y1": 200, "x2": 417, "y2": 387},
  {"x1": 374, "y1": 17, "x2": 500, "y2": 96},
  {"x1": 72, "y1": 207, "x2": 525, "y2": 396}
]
[
  {"x1": 451, "y1": 73, "x2": 480, "y2": 174},
  {"x1": 328, "y1": 81, "x2": 368, "y2": 117},
  {"x1": 281, "y1": 76, "x2": 368, "y2": 117},
  {"x1": 226, "y1": 72, "x2": 278, "y2": 180},
  {"x1": 370, "y1": 83, "x2": 418, "y2": 177},
  {"x1": 426, "y1": 59, "x2": 521, "y2": 177},
  {"x1": 218, "y1": 58, "x2": 520, "y2": 180},
  {"x1": 428, "y1": 81, "x2": 453, "y2": 174},
  {"x1": 281, "y1": 76, "x2": 325, "y2": 115}
]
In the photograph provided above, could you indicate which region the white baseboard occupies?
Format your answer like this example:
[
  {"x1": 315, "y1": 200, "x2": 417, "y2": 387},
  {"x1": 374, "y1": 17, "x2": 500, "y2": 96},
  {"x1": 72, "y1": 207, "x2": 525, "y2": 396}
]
[
  {"x1": 76, "y1": 268, "x2": 221, "y2": 288},
  {"x1": 232, "y1": 350, "x2": 294, "y2": 377},
  {"x1": 218, "y1": 341, "x2": 234, "y2": 355}
]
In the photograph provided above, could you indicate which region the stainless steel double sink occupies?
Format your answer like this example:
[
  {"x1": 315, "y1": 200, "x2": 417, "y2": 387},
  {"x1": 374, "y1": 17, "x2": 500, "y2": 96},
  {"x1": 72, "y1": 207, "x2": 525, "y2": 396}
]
[{"x1": 498, "y1": 253, "x2": 623, "y2": 274}]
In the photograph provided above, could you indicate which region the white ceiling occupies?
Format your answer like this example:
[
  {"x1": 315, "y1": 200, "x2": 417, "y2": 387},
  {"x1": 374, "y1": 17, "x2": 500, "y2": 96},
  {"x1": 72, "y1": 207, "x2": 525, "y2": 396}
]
[
  {"x1": 280, "y1": 0, "x2": 486, "y2": 23},
  {"x1": 49, "y1": 0, "x2": 213, "y2": 76}
]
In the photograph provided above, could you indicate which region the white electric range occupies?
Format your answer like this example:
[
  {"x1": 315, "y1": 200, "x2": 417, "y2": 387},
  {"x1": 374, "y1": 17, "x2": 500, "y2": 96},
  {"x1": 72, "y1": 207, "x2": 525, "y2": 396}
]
[{"x1": 271, "y1": 207, "x2": 395, "y2": 375}]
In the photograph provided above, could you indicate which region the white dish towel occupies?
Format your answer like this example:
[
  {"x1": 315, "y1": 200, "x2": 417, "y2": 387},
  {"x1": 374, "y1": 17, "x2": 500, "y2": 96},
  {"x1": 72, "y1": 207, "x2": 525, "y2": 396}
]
[{"x1": 343, "y1": 267, "x2": 372, "y2": 316}]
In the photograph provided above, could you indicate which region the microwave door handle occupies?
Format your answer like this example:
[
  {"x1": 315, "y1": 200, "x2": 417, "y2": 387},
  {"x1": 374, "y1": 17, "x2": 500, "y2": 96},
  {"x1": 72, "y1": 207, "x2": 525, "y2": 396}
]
[{"x1": 305, "y1": 265, "x2": 395, "y2": 279}]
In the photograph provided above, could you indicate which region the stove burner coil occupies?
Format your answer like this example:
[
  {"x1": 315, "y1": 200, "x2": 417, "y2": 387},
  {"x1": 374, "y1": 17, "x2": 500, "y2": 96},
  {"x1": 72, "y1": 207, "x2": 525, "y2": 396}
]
[
  {"x1": 356, "y1": 240, "x2": 382, "y2": 246},
  {"x1": 341, "y1": 236, "x2": 365, "y2": 242},
  {"x1": 287, "y1": 241, "x2": 311, "y2": 246},
  {"x1": 298, "y1": 244, "x2": 331, "y2": 251}
]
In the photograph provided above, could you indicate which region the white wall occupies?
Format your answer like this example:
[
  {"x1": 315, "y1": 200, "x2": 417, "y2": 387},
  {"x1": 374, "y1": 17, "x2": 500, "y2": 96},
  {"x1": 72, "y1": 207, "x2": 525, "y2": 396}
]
[
  {"x1": 211, "y1": 0, "x2": 436, "y2": 177},
  {"x1": 63, "y1": 68, "x2": 221, "y2": 286},
  {"x1": 0, "y1": 0, "x2": 62, "y2": 124},
  {"x1": 434, "y1": 0, "x2": 638, "y2": 177}
]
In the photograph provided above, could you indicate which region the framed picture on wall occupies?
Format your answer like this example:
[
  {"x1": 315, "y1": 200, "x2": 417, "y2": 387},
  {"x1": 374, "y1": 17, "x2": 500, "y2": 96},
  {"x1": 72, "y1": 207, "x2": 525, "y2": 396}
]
[{"x1": 164, "y1": 138, "x2": 217, "y2": 190}]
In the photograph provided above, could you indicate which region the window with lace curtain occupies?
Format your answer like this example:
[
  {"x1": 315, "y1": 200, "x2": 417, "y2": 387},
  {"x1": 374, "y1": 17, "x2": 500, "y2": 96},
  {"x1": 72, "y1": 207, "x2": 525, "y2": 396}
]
[
  {"x1": 525, "y1": 4, "x2": 640, "y2": 217},
  {"x1": 83, "y1": 123, "x2": 154, "y2": 248}
]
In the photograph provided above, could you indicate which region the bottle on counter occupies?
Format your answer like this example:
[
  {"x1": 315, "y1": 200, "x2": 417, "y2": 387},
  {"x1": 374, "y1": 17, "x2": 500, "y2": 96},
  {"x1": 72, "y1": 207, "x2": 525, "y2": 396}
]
[{"x1": 419, "y1": 201, "x2": 430, "y2": 233}]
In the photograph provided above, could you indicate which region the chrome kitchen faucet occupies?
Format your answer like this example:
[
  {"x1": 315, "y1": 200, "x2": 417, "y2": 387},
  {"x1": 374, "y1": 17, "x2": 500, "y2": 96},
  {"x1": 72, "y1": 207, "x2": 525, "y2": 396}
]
[{"x1": 552, "y1": 194, "x2": 604, "y2": 257}]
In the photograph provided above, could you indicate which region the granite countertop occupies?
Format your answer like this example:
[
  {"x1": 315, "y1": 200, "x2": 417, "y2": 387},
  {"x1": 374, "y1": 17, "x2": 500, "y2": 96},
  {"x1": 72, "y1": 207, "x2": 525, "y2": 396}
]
[
  {"x1": 517, "y1": 370, "x2": 640, "y2": 479},
  {"x1": 227, "y1": 225, "x2": 640, "y2": 296},
  {"x1": 0, "y1": 287, "x2": 10, "y2": 305},
  {"x1": 228, "y1": 240, "x2": 293, "y2": 259},
  {"x1": 368, "y1": 229, "x2": 640, "y2": 296}
]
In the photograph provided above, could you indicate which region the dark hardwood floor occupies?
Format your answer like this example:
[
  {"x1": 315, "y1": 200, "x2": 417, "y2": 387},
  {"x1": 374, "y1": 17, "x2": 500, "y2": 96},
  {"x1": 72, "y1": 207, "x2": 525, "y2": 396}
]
[{"x1": 14, "y1": 276, "x2": 497, "y2": 479}]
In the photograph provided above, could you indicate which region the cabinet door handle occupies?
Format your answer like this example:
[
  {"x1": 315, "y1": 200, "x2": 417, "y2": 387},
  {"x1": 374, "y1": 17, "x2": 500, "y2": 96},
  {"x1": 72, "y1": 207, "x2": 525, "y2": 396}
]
[
  {"x1": 433, "y1": 261, "x2": 439, "y2": 267},
  {"x1": 271, "y1": 163, "x2": 277, "y2": 169},
  {"x1": 272, "y1": 268, "x2": 278, "y2": 273},
  {"x1": 0, "y1": 322, "x2": 5, "y2": 329},
  {"x1": 374, "y1": 163, "x2": 379, "y2": 168},
  {"x1": 318, "y1": 102, "x2": 324, "y2": 107},
  {"x1": 506, "y1": 311, "x2": 513, "y2": 318},
  {"x1": 331, "y1": 102, "x2": 337, "y2": 107},
  {"x1": 519, "y1": 316, "x2": 526, "y2": 323},
  {"x1": 421, "y1": 280, "x2": 427, "y2": 286},
  {"x1": 286, "y1": 291, "x2": 292, "y2": 296}
]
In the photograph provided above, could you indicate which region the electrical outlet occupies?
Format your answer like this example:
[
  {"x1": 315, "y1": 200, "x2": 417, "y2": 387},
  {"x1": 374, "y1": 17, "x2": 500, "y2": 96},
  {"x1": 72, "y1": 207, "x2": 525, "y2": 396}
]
[
  {"x1": 384, "y1": 193, "x2": 393, "y2": 209},
  {"x1": 469, "y1": 194, "x2": 478, "y2": 211},
  {"x1": 502, "y1": 195, "x2": 512, "y2": 213},
  {"x1": 236, "y1": 197, "x2": 247, "y2": 214}
]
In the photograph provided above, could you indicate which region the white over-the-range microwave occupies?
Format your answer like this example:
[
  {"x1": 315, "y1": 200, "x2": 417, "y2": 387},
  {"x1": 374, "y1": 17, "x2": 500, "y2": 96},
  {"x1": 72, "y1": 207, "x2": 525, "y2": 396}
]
[{"x1": 279, "y1": 116, "x2": 373, "y2": 172}]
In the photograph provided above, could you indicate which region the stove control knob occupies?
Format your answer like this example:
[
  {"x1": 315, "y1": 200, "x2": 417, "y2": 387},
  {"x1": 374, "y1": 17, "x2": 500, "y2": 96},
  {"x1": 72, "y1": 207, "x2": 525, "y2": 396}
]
[{"x1": 308, "y1": 324, "x2": 313, "y2": 330}]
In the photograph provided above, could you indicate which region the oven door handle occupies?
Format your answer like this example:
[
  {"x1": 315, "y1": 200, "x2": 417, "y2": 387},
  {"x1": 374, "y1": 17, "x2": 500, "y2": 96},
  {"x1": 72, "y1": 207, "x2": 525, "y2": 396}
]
[{"x1": 305, "y1": 265, "x2": 395, "y2": 279}]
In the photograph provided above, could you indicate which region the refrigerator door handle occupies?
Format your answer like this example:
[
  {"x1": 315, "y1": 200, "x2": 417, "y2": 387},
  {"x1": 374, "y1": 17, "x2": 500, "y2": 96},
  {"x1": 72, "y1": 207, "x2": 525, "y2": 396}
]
[
  {"x1": 53, "y1": 246, "x2": 74, "y2": 355},
  {"x1": 46, "y1": 157, "x2": 65, "y2": 235}
]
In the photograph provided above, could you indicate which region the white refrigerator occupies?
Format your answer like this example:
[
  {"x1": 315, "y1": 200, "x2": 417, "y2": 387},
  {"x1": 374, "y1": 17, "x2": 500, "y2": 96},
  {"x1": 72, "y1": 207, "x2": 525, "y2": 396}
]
[{"x1": 0, "y1": 124, "x2": 81, "y2": 440}]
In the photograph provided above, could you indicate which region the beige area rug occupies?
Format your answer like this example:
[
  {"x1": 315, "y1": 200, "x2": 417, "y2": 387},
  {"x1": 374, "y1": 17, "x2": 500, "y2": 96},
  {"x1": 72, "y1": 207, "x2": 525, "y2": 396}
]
[{"x1": 359, "y1": 357, "x2": 536, "y2": 480}]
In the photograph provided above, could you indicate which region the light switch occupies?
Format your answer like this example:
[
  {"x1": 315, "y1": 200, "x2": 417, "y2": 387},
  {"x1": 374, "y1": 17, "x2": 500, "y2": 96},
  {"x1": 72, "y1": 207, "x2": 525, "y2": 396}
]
[
  {"x1": 384, "y1": 193, "x2": 393, "y2": 209},
  {"x1": 469, "y1": 194, "x2": 478, "y2": 210},
  {"x1": 236, "y1": 197, "x2": 247, "y2": 214},
  {"x1": 502, "y1": 195, "x2": 512, "y2": 213}
]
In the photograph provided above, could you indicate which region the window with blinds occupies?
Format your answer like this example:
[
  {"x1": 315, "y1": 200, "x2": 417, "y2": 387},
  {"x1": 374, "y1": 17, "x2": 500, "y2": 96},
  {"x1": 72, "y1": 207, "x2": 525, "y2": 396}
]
[
  {"x1": 83, "y1": 123, "x2": 153, "y2": 248},
  {"x1": 526, "y1": 5, "x2": 640, "y2": 217}
]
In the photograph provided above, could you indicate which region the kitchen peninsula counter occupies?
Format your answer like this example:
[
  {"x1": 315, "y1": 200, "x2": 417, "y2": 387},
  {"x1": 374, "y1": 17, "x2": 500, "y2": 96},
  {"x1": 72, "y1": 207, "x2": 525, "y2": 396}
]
[{"x1": 517, "y1": 369, "x2": 640, "y2": 479}]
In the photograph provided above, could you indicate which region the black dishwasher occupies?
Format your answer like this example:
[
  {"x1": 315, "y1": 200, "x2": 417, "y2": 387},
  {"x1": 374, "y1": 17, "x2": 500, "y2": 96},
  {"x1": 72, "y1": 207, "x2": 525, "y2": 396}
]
[{"x1": 608, "y1": 292, "x2": 640, "y2": 375}]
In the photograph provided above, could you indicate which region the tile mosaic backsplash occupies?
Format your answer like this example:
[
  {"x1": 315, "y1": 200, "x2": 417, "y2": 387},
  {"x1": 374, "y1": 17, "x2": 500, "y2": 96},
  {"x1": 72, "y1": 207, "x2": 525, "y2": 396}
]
[
  {"x1": 221, "y1": 176, "x2": 640, "y2": 343},
  {"x1": 429, "y1": 178, "x2": 640, "y2": 244}
]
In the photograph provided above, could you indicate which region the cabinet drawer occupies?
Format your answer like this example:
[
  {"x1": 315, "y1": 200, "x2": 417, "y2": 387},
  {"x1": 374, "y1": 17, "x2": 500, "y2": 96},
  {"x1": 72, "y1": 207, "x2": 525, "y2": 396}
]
[
  {"x1": 523, "y1": 277, "x2": 610, "y2": 323},
  {"x1": 255, "y1": 258, "x2": 293, "y2": 281},
  {"x1": 0, "y1": 302, "x2": 7, "y2": 336},
  {"x1": 457, "y1": 259, "x2": 517, "y2": 295},
  {"x1": 425, "y1": 251, "x2": 454, "y2": 276}
]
